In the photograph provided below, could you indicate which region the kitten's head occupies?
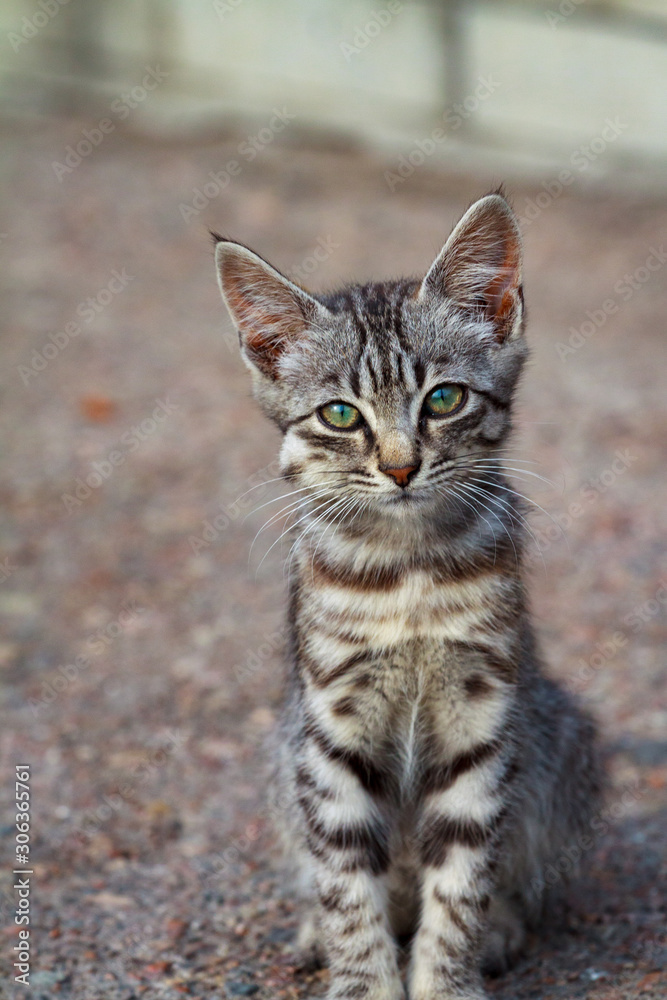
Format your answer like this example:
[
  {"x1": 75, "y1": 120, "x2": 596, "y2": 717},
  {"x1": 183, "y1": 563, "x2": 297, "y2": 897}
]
[{"x1": 214, "y1": 193, "x2": 527, "y2": 524}]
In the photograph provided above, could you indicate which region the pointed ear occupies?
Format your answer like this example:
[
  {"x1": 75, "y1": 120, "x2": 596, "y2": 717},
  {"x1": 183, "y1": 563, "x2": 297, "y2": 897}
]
[
  {"x1": 419, "y1": 194, "x2": 524, "y2": 343},
  {"x1": 214, "y1": 239, "x2": 329, "y2": 377}
]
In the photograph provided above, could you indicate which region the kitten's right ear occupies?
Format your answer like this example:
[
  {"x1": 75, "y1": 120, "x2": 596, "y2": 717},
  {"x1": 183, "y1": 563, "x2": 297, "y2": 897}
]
[
  {"x1": 214, "y1": 238, "x2": 329, "y2": 378},
  {"x1": 419, "y1": 194, "x2": 524, "y2": 344}
]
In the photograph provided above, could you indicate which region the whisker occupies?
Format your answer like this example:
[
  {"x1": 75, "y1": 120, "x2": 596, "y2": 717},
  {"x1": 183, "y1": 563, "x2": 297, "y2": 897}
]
[
  {"x1": 304, "y1": 491, "x2": 350, "y2": 542},
  {"x1": 440, "y1": 457, "x2": 546, "y2": 478},
  {"x1": 436, "y1": 483, "x2": 499, "y2": 566},
  {"x1": 431, "y1": 448, "x2": 542, "y2": 472},
  {"x1": 249, "y1": 486, "x2": 333, "y2": 538},
  {"x1": 234, "y1": 475, "x2": 294, "y2": 504},
  {"x1": 234, "y1": 470, "x2": 353, "y2": 505},
  {"x1": 451, "y1": 481, "x2": 520, "y2": 571},
  {"x1": 244, "y1": 482, "x2": 340, "y2": 522},
  {"x1": 306, "y1": 494, "x2": 361, "y2": 585},
  {"x1": 249, "y1": 488, "x2": 335, "y2": 561},
  {"x1": 255, "y1": 492, "x2": 343, "y2": 576},
  {"x1": 456, "y1": 460, "x2": 559, "y2": 491},
  {"x1": 284, "y1": 492, "x2": 355, "y2": 583},
  {"x1": 466, "y1": 476, "x2": 570, "y2": 552},
  {"x1": 456, "y1": 480, "x2": 547, "y2": 576}
]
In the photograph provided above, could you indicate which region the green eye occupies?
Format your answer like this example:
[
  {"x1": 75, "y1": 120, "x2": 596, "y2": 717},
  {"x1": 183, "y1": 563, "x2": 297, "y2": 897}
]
[
  {"x1": 424, "y1": 384, "x2": 466, "y2": 417},
  {"x1": 318, "y1": 401, "x2": 362, "y2": 431}
]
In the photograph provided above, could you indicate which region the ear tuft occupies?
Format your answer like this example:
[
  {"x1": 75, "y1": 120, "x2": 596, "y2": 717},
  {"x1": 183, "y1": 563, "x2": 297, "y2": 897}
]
[
  {"x1": 215, "y1": 242, "x2": 327, "y2": 377},
  {"x1": 420, "y1": 193, "x2": 524, "y2": 343}
]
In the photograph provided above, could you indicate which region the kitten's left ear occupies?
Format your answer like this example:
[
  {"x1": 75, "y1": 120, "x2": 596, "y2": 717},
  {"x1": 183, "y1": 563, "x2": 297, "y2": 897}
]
[
  {"x1": 419, "y1": 193, "x2": 524, "y2": 344},
  {"x1": 214, "y1": 237, "x2": 330, "y2": 379}
]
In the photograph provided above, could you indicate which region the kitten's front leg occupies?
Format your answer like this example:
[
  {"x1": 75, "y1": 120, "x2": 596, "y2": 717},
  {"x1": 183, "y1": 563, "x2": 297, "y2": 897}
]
[
  {"x1": 296, "y1": 733, "x2": 404, "y2": 1000},
  {"x1": 409, "y1": 748, "x2": 512, "y2": 1000},
  {"x1": 312, "y1": 862, "x2": 404, "y2": 1000}
]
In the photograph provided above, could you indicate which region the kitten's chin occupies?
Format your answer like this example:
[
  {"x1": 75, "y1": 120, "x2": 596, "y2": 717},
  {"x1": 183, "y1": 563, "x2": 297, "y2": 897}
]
[{"x1": 377, "y1": 491, "x2": 431, "y2": 519}]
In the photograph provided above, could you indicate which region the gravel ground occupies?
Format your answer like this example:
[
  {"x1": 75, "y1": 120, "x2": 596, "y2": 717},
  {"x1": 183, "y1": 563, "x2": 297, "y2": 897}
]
[{"x1": 0, "y1": 118, "x2": 665, "y2": 999}]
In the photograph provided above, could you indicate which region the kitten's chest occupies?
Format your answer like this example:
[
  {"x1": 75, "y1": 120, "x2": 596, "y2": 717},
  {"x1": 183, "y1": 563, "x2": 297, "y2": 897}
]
[
  {"x1": 303, "y1": 633, "x2": 510, "y2": 799},
  {"x1": 303, "y1": 558, "x2": 508, "y2": 648},
  {"x1": 295, "y1": 551, "x2": 519, "y2": 787}
]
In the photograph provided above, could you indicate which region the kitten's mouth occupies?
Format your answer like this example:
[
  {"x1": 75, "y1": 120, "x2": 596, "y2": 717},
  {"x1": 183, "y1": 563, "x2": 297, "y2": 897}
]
[{"x1": 380, "y1": 490, "x2": 425, "y2": 509}]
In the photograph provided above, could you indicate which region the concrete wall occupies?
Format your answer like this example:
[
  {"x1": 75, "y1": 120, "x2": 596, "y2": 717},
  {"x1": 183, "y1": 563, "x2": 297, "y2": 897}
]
[{"x1": 2, "y1": 0, "x2": 666, "y2": 183}]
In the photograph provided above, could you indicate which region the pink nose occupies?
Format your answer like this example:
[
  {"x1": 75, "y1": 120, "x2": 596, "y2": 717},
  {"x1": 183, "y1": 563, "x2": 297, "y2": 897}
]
[{"x1": 381, "y1": 465, "x2": 419, "y2": 487}]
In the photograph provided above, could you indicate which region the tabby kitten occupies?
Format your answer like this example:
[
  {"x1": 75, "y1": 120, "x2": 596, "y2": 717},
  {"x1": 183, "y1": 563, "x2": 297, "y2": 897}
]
[{"x1": 214, "y1": 193, "x2": 601, "y2": 1000}]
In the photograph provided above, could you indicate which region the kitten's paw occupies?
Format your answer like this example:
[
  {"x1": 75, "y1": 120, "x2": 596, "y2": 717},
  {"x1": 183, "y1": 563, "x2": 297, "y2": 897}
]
[
  {"x1": 410, "y1": 989, "x2": 486, "y2": 1000},
  {"x1": 328, "y1": 983, "x2": 404, "y2": 1000},
  {"x1": 481, "y1": 896, "x2": 526, "y2": 977},
  {"x1": 409, "y1": 967, "x2": 486, "y2": 1000},
  {"x1": 294, "y1": 912, "x2": 325, "y2": 972}
]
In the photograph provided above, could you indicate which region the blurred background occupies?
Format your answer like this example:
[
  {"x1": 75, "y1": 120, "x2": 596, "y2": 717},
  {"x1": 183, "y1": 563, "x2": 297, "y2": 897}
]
[
  {"x1": 2, "y1": 0, "x2": 667, "y2": 179},
  {"x1": 2, "y1": 0, "x2": 667, "y2": 180},
  {"x1": 1, "y1": 3, "x2": 666, "y2": 999}
]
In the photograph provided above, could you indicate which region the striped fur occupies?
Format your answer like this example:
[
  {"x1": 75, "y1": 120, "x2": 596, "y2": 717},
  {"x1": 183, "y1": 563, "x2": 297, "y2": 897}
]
[{"x1": 214, "y1": 194, "x2": 601, "y2": 999}]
